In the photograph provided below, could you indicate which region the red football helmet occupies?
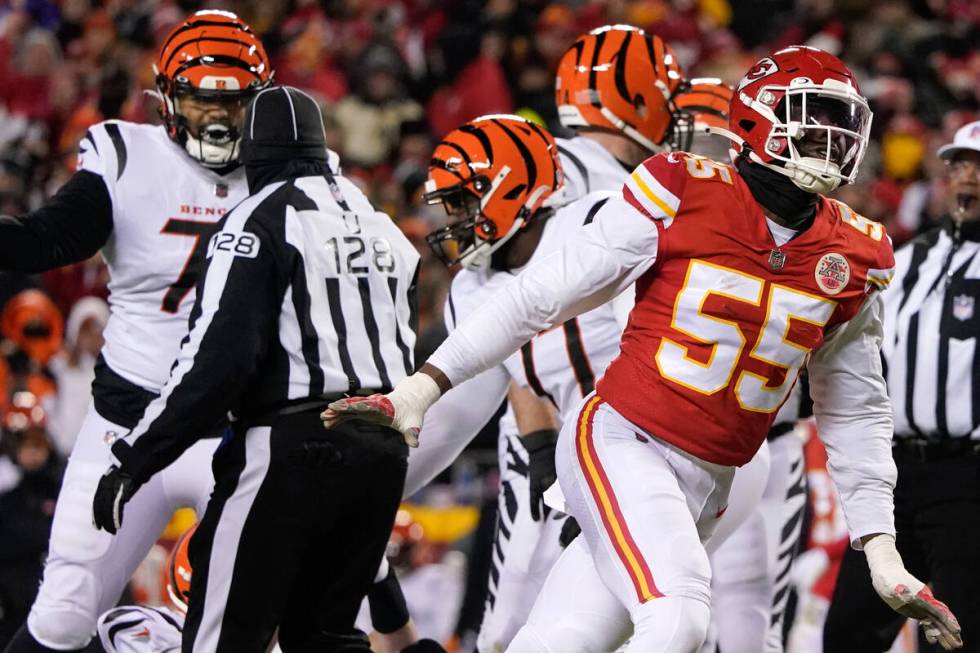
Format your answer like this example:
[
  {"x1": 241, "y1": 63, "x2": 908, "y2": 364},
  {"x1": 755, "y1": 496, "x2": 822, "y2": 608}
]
[{"x1": 721, "y1": 46, "x2": 872, "y2": 193}]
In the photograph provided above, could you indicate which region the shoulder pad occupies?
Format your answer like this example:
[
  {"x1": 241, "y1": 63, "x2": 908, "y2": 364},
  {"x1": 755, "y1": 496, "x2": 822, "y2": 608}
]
[
  {"x1": 829, "y1": 199, "x2": 896, "y2": 291},
  {"x1": 623, "y1": 152, "x2": 691, "y2": 222},
  {"x1": 78, "y1": 120, "x2": 135, "y2": 183}
]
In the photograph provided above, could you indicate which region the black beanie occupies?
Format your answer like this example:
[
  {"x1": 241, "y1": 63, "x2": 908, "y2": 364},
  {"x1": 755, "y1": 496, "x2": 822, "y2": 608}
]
[{"x1": 240, "y1": 86, "x2": 327, "y2": 165}]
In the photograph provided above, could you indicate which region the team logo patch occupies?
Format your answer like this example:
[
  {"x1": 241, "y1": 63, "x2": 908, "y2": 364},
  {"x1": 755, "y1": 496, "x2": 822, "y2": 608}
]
[
  {"x1": 953, "y1": 294, "x2": 975, "y2": 321},
  {"x1": 814, "y1": 252, "x2": 850, "y2": 295},
  {"x1": 738, "y1": 57, "x2": 778, "y2": 90}
]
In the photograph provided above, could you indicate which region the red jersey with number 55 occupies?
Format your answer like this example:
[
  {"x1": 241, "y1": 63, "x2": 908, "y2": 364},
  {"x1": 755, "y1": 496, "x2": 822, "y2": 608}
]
[{"x1": 596, "y1": 152, "x2": 895, "y2": 466}]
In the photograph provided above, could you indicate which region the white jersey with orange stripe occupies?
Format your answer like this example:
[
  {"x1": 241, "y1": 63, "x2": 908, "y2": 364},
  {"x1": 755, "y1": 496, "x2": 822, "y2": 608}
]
[{"x1": 556, "y1": 136, "x2": 632, "y2": 202}]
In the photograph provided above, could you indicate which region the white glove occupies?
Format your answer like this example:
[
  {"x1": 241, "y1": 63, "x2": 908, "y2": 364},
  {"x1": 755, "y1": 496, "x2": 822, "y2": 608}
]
[
  {"x1": 864, "y1": 534, "x2": 963, "y2": 650},
  {"x1": 320, "y1": 373, "x2": 442, "y2": 447}
]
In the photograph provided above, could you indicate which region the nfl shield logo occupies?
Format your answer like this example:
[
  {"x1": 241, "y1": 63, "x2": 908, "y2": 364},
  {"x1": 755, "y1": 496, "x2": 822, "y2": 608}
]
[{"x1": 953, "y1": 294, "x2": 975, "y2": 321}]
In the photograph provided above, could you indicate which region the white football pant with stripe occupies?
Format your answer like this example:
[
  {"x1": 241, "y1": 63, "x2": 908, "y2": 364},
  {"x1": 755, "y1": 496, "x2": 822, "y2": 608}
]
[{"x1": 507, "y1": 395, "x2": 738, "y2": 653}]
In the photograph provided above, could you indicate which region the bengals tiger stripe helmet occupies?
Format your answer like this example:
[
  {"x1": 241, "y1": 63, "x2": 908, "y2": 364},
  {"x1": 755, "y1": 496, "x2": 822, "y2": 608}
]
[
  {"x1": 424, "y1": 115, "x2": 564, "y2": 269},
  {"x1": 154, "y1": 10, "x2": 272, "y2": 167},
  {"x1": 1, "y1": 289, "x2": 63, "y2": 366},
  {"x1": 555, "y1": 25, "x2": 686, "y2": 154},
  {"x1": 673, "y1": 78, "x2": 733, "y2": 131},
  {"x1": 165, "y1": 523, "x2": 197, "y2": 613},
  {"x1": 671, "y1": 78, "x2": 734, "y2": 159}
]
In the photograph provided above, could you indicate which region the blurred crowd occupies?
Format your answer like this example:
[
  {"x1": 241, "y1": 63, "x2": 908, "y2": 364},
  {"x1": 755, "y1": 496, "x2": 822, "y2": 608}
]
[{"x1": 0, "y1": 0, "x2": 976, "y2": 648}]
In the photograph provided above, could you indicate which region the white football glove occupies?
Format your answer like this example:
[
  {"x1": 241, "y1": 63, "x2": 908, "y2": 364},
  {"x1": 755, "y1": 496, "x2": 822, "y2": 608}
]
[
  {"x1": 864, "y1": 534, "x2": 963, "y2": 650},
  {"x1": 320, "y1": 372, "x2": 442, "y2": 447}
]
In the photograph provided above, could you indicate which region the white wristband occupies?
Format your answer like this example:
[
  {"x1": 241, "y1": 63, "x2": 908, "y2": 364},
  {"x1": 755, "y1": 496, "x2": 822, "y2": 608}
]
[
  {"x1": 389, "y1": 372, "x2": 442, "y2": 413},
  {"x1": 864, "y1": 534, "x2": 925, "y2": 609}
]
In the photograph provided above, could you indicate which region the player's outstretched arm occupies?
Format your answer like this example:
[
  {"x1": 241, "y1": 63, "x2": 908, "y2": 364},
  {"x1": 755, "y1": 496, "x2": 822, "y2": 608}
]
[
  {"x1": 322, "y1": 197, "x2": 661, "y2": 444},
  {"x1": 0, "y1": 170, "x2": 113, "y2": 272},
  {"x1": 809, "y1": 295, "x2": 962, "y2": 649}
]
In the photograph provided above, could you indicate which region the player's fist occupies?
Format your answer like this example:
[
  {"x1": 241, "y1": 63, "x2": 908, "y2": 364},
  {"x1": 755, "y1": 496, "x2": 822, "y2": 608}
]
[
  {"x1": 92, "y1": 465, "x2": 139, "y2": 535},
  {"x1": 321, "y1": 372, "x2": 443, "y2": 448},
  {"x1": 865, "y1": 534, "x2": 963, "y2": 650}
]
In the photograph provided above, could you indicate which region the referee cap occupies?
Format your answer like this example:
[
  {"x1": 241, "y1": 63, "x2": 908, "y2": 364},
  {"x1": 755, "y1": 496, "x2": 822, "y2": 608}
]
[
  {"x1": 241, "y1": 86, "x2": 327, "y2": 164},
  {"x1": 937, "y1": 120, "x2": 980, "y2": 160}
]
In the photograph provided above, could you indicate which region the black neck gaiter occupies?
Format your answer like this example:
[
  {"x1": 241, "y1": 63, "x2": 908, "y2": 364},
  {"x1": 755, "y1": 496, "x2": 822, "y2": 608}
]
[{"x1": 737, "y1": 158, "x2": 819, "y2": 231}]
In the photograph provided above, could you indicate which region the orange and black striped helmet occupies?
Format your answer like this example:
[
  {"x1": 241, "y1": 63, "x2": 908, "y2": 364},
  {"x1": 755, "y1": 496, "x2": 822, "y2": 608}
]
[
  {"x1": 164, "y1": 523, "x2": 197, "y2": 614},
  {"x1": 673, "y1": 78, "x2": 734, "y2": 131},
  {"x1": 1, "y1": 289, "x2": 63, "y2": 366},
  {"x1": 154, "y1": 10, "x2": 272, "y2": 166},
  {"x1": 556, "y1": 25, "x2": 686, "y2": 153},
  {"x1": 424, "y1": 115, "x2": 564, "y2": 269}
]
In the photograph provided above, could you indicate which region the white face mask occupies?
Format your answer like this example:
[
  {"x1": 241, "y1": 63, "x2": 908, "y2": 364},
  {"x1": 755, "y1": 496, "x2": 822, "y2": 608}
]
[{"x1": 183, "y1": 122, "x2": 240, "y2": 168}]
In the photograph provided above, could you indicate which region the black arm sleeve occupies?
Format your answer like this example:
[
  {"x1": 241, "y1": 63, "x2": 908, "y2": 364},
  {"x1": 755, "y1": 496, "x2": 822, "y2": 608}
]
[{"x1": 0, "y1": 170, "x2": 113, "y2": 272}]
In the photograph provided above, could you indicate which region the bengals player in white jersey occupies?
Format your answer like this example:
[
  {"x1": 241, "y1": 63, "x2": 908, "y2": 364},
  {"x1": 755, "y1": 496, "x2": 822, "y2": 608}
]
[
  {"x1": 397, "y1": 28, "x2": 696, "y2": 652},
  {"x1": 0, "y1": 12, "x2": 283, "y2": 653},
  {"x1": 325, "y1": 47, "x2": 963, "y2": 652}
]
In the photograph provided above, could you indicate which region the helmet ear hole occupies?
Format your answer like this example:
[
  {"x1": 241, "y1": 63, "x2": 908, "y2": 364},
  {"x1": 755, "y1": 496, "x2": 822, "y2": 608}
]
[
  {"x1": 739, "y1": 119, "x2": 756, "y2": 132},
  {"x1": 471, "y1": 175, "x2": 490, "y2": 193}
]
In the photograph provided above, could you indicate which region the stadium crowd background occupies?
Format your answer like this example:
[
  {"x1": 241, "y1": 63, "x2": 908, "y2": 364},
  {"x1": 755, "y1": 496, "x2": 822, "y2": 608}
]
[{"x1": 0, "y1": 0, "x2": 976, "y2": 649}]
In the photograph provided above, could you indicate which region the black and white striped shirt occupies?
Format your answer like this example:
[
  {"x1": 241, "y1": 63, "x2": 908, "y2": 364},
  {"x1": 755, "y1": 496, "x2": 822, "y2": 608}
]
[
  {"x1": 882, "y1": 218, "x2": 980, "y2": 441},
  {"x1": 117, "y1": 169, "x2": 420, "y2": 481}
]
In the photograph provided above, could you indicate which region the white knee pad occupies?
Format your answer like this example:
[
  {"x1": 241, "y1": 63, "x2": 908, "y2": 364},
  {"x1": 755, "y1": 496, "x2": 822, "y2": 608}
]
[
  {"x1": 629, "y1": 595, "x2": 711, "y2": 653},
  {"x1": 28, "y1": 604, "x2": 97, "y2": 650}
]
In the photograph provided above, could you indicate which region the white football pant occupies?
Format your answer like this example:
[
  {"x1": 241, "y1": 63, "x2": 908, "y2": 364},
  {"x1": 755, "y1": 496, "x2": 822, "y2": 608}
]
[
  {"x1": 507, "y1": 395, "x2": 739, "y2": 653},
  {"x1": 26, "y1": 405, "x2": 216, "y2": 650}
]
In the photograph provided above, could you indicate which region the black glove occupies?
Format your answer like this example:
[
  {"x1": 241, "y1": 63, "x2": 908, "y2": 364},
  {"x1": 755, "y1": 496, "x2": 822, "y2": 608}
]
[
  {"x1": 559, "y1": 516, "x2": 581, "y2": 548},
  {"x1": 523, "y1": 429, "x2": 558, "y2": 522},
  {"x1": 92, "y1": 465, "x2": 140, "y2": 534}
]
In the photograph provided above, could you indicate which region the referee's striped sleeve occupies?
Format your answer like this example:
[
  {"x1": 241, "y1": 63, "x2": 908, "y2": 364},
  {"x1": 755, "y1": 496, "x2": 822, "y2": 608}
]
[{"x1": 118, "y1": 185, "x2": 286, "y2": 481}]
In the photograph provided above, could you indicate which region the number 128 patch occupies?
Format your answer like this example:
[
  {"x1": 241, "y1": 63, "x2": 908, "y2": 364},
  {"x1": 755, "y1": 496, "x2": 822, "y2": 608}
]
[{"x1": 207, "y1": 231, "x2": 261, "y2": 259}]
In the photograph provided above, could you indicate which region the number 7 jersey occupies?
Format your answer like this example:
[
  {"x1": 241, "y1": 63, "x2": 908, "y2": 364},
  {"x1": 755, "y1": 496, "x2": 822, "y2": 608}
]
[
  {"x1": 78, "y1": 120, "x2": 338, "y2": 392},
  {"x1": 596, "y1": 152, "x2": 895, "y2": 466}
]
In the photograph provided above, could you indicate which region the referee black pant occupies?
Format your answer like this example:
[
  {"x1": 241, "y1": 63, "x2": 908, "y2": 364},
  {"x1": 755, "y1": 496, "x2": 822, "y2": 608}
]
[
  {"x1": 181, "y1": 408, "x2": 407, "y2": 653},
  {"x1": 824, "y1": 445, "x2": 980, "y2": 652}
]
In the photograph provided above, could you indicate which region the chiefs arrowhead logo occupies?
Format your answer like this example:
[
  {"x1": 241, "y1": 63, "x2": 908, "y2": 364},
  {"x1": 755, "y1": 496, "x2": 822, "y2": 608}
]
[{"x1": 737, "y1": 57, "x2": 778, "y2": 91}]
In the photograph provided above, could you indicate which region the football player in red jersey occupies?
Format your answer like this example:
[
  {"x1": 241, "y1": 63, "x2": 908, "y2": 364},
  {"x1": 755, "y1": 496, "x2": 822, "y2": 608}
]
[{"x1": 324, "y1": 47, "x2": 963, "y2": 651}]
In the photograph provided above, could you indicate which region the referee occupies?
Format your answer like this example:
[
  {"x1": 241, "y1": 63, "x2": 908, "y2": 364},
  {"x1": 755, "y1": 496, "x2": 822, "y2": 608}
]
[
  {"x1": 90, "y1": 86, "x2": 421, "y2": 653},
  {"x1": 824, "y1": 122, "x2": 980, "y2": 651}
]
